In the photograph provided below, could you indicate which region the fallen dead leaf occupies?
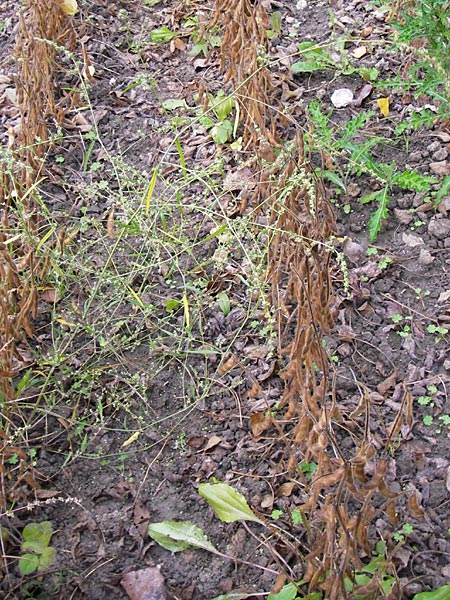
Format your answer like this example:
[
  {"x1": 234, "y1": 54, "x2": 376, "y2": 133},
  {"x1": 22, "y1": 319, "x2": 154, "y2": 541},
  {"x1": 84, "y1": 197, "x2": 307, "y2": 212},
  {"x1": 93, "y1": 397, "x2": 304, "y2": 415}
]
[
  {"x1": 438, "y1": 290, "x2": 450, "y2": 304},
  {"x1": 276, "y1": 481, "x2": 296, "y2": 497},
  {"x1": 250, "y1": 412, "x2": 272, "y2": 437},
  {"x1": 218, "y1": 355, "x2": 239, "y2": 375},
  {"x1": 377, "y1": 370, "x2": 399, "y2": 396},
  {"x1": 402, "y1": 232, "x2": 424, "y2": 247},
  {"x1": 121, "y1": 566, "x2": 168, "y2": 600},
  {"x1": 352, "y1": 46, "x2": 367, "y2": 59}
]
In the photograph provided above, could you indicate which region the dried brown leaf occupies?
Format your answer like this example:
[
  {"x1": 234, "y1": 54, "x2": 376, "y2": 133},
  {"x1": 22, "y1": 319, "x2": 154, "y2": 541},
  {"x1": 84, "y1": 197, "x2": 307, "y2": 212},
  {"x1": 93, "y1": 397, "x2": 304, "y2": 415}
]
[
  {"x1": 121, "y1": 566, "x2": 167, "y2": 600},
  {"x1": 377, "y1": 369, "x2": 399, "y2": 396},
  {"x1": 250, "y1": 412, "x2": 272, "y2": 437}
]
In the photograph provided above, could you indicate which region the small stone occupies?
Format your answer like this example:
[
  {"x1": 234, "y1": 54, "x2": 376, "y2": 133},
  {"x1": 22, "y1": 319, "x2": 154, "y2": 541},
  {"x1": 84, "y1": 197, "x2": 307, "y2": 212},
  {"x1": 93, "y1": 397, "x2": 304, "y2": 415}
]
[
  {"x1": 394, "y1": 208, "x2": 413, "y2": 224},
  {"x1": 438, "y1": 196, "x2": 450, "y2": 215},
  {"x1": 430, "y1": 160, "x2": 450, "y2": 176},
  {"x1": 413, "y1": 192, "x2": 427, "y2": 207},
  {"x1": 347, "y1": 182, "x2": 361, "y2": 197},
  {"x1": 427, "y1": 141, "x2": 441, "y2": 153},
  {"x1": 408, "y1": 151, "x2": 422, "y2": 163},
  {"x1": 419, "y1": 248, "x2": 435, "y2": 265},
  {"x1": 331, "y1": 88, "x2": 354, "y2": 108},
  {"x1": 428, "y1": 215, "x2": 450, "y2": 239},
  {"x1": 343, "y1": 238, "x2": 364, "y2": 263},
  {"x1": 432, "y1": 148, "x2": 448, "y2": 161},
  {"x1": 397, "y1": 194, "x2": 414, "y2": 209},
  {"x1": 402, "y1": 232, "x2": 424, "y2": 247}
]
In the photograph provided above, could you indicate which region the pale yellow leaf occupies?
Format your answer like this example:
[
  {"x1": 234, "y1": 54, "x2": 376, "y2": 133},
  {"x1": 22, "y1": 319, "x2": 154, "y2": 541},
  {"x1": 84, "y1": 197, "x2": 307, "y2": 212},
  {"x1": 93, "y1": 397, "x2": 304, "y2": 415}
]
[
  {"x1": 122, "y1": 431, "x2": 141, "y2": 447},
  {"x1": 59, "y1": 0, "x2": 78, "y2": 15},
  {"x1": 377, "y1": 97, "x2": 390, "y2": 117}
]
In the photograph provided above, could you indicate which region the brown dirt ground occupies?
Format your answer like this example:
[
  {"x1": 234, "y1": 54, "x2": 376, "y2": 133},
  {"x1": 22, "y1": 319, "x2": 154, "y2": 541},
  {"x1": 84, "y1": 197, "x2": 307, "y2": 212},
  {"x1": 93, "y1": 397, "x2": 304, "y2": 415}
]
[{"x1": 1, "y1": 0, "x2": 450, "y2": 599}]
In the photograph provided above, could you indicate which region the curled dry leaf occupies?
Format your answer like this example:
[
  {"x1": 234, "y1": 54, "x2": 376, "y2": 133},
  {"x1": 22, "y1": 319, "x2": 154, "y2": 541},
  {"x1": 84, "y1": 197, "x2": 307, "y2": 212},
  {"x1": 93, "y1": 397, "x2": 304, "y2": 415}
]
[
  {"x1": 250, "y1": 412, "x2": 272, "y2": 437},
  {"x1": 218, "y1": 355, "x2": 239, "y2": 375},
  {"x1": 377, "y1": 369, "x2": 399, "y2": 396}
]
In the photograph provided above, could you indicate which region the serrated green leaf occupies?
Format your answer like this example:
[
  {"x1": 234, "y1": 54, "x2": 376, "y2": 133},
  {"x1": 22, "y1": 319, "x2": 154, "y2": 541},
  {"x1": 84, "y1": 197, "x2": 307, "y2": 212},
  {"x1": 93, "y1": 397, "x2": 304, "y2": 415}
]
[
  {"x1": 19, "y1": 553, "x2": 40, "y2": 575},
  {"x1": 22, "y1": 521, "x2": 53, "y2": 547},
  {"x1": 198, "y1": 482, "x2": 262, "y2": 523},
  {"x1": 392, "y1": 169, "x2": 437, "y2": 192},
  {"x1": 435, "y1": 174, "x2": 450, "y2": 205},
  {"x1": 322, "y1": 170, "x2": 346, "y2": 191},
  {"x1": 38, "y1": 546, "x2": 56, "y2": 570},
  {"x1": 148, "y1": 521, "x2": 218, "y2": 554},
  {"x1": 367, "y1": 188, "x2": 389, "y2": 242},
  {"x1": 412, "y1": 586, "x2": 450, "y2": 600}
]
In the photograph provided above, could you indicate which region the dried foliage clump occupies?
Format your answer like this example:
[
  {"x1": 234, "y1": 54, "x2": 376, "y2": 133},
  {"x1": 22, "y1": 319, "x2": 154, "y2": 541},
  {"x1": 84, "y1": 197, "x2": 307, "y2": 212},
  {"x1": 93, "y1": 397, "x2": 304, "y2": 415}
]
[
  {"x1": 213, "y1": 0, "x2": 410, "y2": 596},
  {"x1": 208, "y1": 0, "x2": 279, "y2": 149},
  {"x1": 1, "y1": 0, "x2": 74, "y2": 399},
  {"x1": 1, "y1": 0, "x2": 75, "y2": 504}
]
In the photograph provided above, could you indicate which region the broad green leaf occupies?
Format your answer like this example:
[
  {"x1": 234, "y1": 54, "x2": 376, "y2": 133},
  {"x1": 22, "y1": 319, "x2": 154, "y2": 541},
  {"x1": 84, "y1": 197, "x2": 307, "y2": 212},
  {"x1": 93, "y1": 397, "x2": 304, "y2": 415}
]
[
  {"x1": 413, "y1": 586, "x2": 450, "y2": 600},
  {"x1": 198, "y1": 482, "x2": 262, "y2": 523},
  {"x1": 165, "y1": 299, "x2": 181, "y2": 312},
  {"x1": 150, "y1": 27, "x2": 177, "y2": 43},
  {"x1": 291, "y1": 60, "x2": 328, "y2": 74},
  {"x1": 217, "y1": 292, "x2": 231, "y2": 316},
  {"x1": 38, "y1": 546, "x2": 56, "y2": 570},
  {"x1": 210, "y1": 91, "x2": 235, "y2": 121},
  {"x1": 22, "y1": 540, "x2": 45, "y2": 554},
  {"x1": 161, "y1": 98, "x2": 187, "y2": 111},
  {"x1": 19, "y1": 553, "x2": 40, "y2": 575},
  {"x1": 268, "y1": 583, "x2": 298, "y2": 600},
  {"x1": 148, "y1": 521, "x2": 218, "y2": 554},
  {"x1": 22, "y1": 521, "x2": 53, "y2": 547},
  {"x1": 211, "y1": 594, "x2": 254, "y2": 600},
  {"x1": 211, "y1": 120, "x2": 233, "y2": 144},
  {"x1": 270, "y1": 11, "x2": 282, "y2": 34}
]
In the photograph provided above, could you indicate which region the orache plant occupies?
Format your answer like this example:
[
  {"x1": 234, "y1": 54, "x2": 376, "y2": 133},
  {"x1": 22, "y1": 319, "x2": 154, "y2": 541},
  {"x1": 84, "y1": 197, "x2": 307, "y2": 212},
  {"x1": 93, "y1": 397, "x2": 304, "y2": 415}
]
[{"x1": 19, "y1": 521, "x2": 56, "y2": 575}]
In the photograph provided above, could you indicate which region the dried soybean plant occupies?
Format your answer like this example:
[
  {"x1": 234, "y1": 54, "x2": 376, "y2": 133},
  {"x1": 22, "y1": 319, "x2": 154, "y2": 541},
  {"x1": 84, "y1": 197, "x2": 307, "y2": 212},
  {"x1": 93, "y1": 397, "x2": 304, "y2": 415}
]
[
  {"x1": 208, "y1": 0, "x2": 279, "y2": 149},
  {"x1": 212, "y1": 1, "x2": 407, "y2": 597},
  {"x1": 1, "y1": 0, "x2": 76, "y2": 504}
]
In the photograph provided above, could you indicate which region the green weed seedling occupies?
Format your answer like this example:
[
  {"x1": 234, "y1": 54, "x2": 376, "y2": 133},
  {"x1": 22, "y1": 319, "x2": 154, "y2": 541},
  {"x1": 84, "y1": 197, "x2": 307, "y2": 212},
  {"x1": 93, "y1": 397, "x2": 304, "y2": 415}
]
[
  {"x1": 393, "y1": 522, "x2": 413, "y2": 543},
  {"x1": 426, "y1": 323, "x2": 448, "y2": 343},
  {"x1": 19, "y1": 521, "x2": 56, "y2": 575},
  {"x1": 200, "y1": 90, "x2": 237, "y2": 145},
  {"x1": 150, "y1": 15, "x2": 221, "y2": 58}
]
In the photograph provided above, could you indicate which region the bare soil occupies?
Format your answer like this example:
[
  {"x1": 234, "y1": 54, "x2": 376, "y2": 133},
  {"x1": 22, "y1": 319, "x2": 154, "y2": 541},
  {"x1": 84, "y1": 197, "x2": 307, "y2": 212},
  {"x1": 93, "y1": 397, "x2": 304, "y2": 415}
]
[{"x1": 1, "y1": 1, "x2": 450, "y2": 599}]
